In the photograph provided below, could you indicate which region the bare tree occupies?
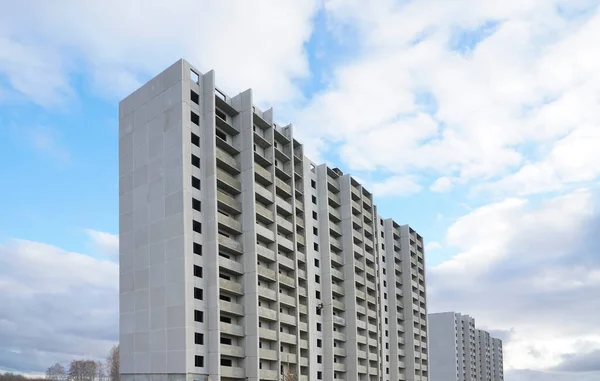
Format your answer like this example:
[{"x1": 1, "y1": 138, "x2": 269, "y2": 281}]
[
  {"x1": 46, "y1": 363, "x2": 66, "y2": 381},
  {"x1": 105, "y1": 345, "x2": 119, "y2": 381},
  {"x1": 69, "y1": 360, "x2": 97, "y2": 381}
]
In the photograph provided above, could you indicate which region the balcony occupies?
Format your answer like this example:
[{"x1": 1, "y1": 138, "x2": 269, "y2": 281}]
[
  {"x1": 259, "y1": 370, "x2": 278, "y2": 381},
  {"x1": 259, "y1": 286, "x2": 277, "y2": 301},
  {"x1": 216, "y1": 147, "x2": 241, "y2": 174},
  {"x1": 329, "y1": 207, "x2": 342, "y2": 222},
  {"x1": 220, "y1": 343, "x2": 244, "y2": 357},
  {"x1": 355, "y1": 274, "x2": 365, "y2": 285},
  {"x1": 257, "y1": 245, "x2": 276, "y2": 262},
  {"x1": 332, "y1": 299, "x2": 345, "y2": 311},
  {"x1": 280, "y1": 293, "x2": 296, "y2": 307},
  {"x1": 256, "y1": 203, "x2": 274, "y2": 224},
  {"x1": 219, "y1": 300, "x2": 244, "y2": 316},
  {"x1": 259, "y1": 348, "x2": 278, "y2": 361},
  {"x1": 218, "y1": 213, "x2": 242, "y2": 234},
  {"x1": 275, "y1": 178, "x2": 293, "y2": 197},
  {"x1": 364, "y1": 223, "x2": 373, "y2": 235},
  {"x1": 331, "y1": 268, "x2": 344, "y2": 281},
  {"x1": 329, "y1": 222, "x2": 342, "y2": 237},
  {"x1": 363, "y1": 209, "x2": 372, "y2": 221},
  {"x1": 295, "y1": 198, "x2": 304, "y2": 212},
  {"x1": 276, "y1": 196, "x2": 293, "y2": 216},
  {"x1": 259, "y1": 307, "x2": 278, "y2": 321},
  {"x1": 331, "y1": 283, "x2": 345, "y2": 296},
  {"x1": 357, "y1": 365, "x2": 367, "y2": 374},
  {"x1": 257, "y1": 266, "x2": 277, "y2": 282},
  {"x1": 299, "y1": 304, "x2": 308, "y2": 315},
  {"x1": 365, "y1": 266, "x2": 375, "y2": 277},
  {"x1": 215, "y1": 135, "x2": 239, "y2": 157},
  {"x1": 255, "y1": 183, "x2": 274, "y2": 204},
  {"x1": 297, "y1": 234, "x2": 305, "y2": 246},
  {"x1": 298, "y1": 268, "x2": 306, "y2": 279},
  {"x1": 220, "y1": 322, "x2": 244, "y2": 337},
  {"x1": 255, "y1": 164, "x2": 273, "y2": 185},
  {"x1": 277, "y1": 216, "x2": 294, "y2": 235},
  {"x1": 218, "y1": 235, "x2": 243, "y2": 254},
  {"x1": 278, "y1": 254, "x2": 295, "y2": 270},
  {"x1": 299, "y1": 322, "x2": 308, "y2": 331},
  {"x1": 220, "y1": 366, "x2": 244, "y2": 379},
  {"x1": 279, "y1": 273, "x2": 295, "y2": 288},
  {"x1": 217, "y1": 190, "x2": 242, "y2": 214},
  {"x1": 219, "y1": 256, "x2": 243, "y2": 275},
  {"x1": 328, "y1": 191, "x2": 341, "y2": 207},
  {"x1": 333, "y1": 315, "x2": 346, "y2": 326},
  {"x1": 352, "y1": 200, "x2": 362, "y2": 213},
  {"x1": 330, "y1": 237, "x2": 343, "y2": 251},
  {"x1": 253, "y1": 128, "x2": 271, "y2": 148},
  {"x1": 328, "y1": 176, "x2": 340, "y2": 192},
  {"x1": 296, "y1": 216, "x2": 305, "y2": 229},
  {"x1": 331, "y1": 252, "x2": 343, "y2": 266},
  {"x1": 356, "y1": 290, "x2": 366, "y2": 300},
  {"x1": 278, "y1": 235, "x2": 294, "y2": 252},
  {"x1": 352, "y1": 214, "x2": 362, "y2": 228},
  {"x1": 334, "y1": 347, "x2": 347, "y2": 357},
  {"x1": 334, "y1": 363, "x2": 346, "y2": 373},
  {"x1": 280, "y1": 332, "x2": 298, "y2": 345},
  {"x1": 254, "y1": 150, "x2": 272, "y2": 168},
  {"x1": 280, "y1": 312, "x2": 296, "y2": 326},
  {"x1": 259, "y1": 327, "x2": 278, "y2": 340},
  {"x1": 217, "y1": 168, "x2": 241, "y2": 194},
  {"x1": 256, "y1": 224, "x2": 275, "y2": 242},
  {"x1": 333, "y1": 331, "x2": 346, "y2": 342},
  {"x1": 219, "y1": 278, "x2": 243, "y2": 295}
]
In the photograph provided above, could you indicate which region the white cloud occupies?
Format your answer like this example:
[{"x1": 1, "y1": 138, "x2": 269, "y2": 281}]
[
  {"x1": 85, "y1": 230, "x2": 119, "y2": 260},
  {"x1": 370, "y1": 175, "x2": 422, "y2": 197},
  {"x1": 0, "y1": 239, "x2": 118, "y2": 373},
  {"x1": 0, "y1": 0, "x2": 318, "y2": 106},
  {"x1": 428, "y1": 189, "x2": 600, "y2": 373},
  {"x1": 430, "y1": 177, "x2": 453, "y2": 193}
]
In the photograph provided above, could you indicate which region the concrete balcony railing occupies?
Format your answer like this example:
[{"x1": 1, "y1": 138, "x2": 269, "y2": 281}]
[
  {"x1": 332, "y1": 299, "x2": 345, "y2": 311},
  {"x1": 217, "y1": 168, "x2": 241, "y2": 193},
  {"x1": 259, "y1": 307, "x2": 278, "y2": 321},
  {"x1": 219, "y1": 300, "x2": 244, "y2": 316},
  {"x1": 355, "y1": 289, "x2": 366, "y2": 300},
  {"x1": 257, "y1": 266, "x2": 277, "y2": 282},
  {"x1": 297, "y1": 252, "x2": 306, "y2": 263},
  {"x1": 218, "y1": 234, "x2": 243, "y2": 254},
  {"x1": 369, "y1": 366, "x2": 378, "y2": 375},
  {"x1": 298, "y1": 268, "x2": 306, "y2": 279},
  {"x1": 356, "y1": 304, "x2": 366, "y2": 315},
  {"x1": 331, "y1": 268, "x2": 344, "y2": 280},
  {"x1": 334, "y1": 347, "x2": 347, "y2": 357},
  {"x1": 258, "y1": 286, "x2": 277, "y2": 301},
  {"x1": 297, "y1": 234, "x2": 305, "y2": 246},
  {"x1": 330, "y1": 237, "x2": 343, "y2": 251},
  {"x1": 357, "y1": 365, "x2": 367, "y2": 374},
  {"x1": 364, "y1": 223, "x2": 373, "y2": 235},
  {"x1": 278, "y1": 254, "x2": 295, "y2": 270},
  {"x1": 333, "y1": 315, "x2": 346, "y2": 326},
  {"x1": 366, "y1": 280, "x2": 376, "y2": 291},
  {"x1": 367, "y1": 295, "x2": 376, "y2": 305},
  {"x1": 357, "y1": 319, "x2": 367, "y2": 330},
  {"x1": 220, "y1": 366, "x2": 244, "y2": 379},
  {"x1": 259, "y1": 327, "x2": 278, "y2": 340},
  {"x1": 368, "y1": 323, "x2": 377, "y2": 333},
  {"x1": 300, "y1": 357, "x2": 309, "y2": 366},
  {"x1": 295, "y1": 198, "x2": 303, "y2": 211},
  {"x1": 278, "y1": 235, "x2": 294, "y2": 252},
  {"x1": 259, "y1": 370, "x2": 278, "y2": 380},
  {"x1": 218, "y1": 256, "x2": 243, "y2": 274},
  {"x1": 218, "y1": 213, "x2": 242, "y2": 234},
  {"x1": 279, "y1": 273, "x2": 295, "y2": 288},
  {"x1": 352, "y1": 200, "x2": 362, "y2": 212},
  {"x1": 331, "y1": 283, "x2": 345, "y2": 296},
  {"x1": 216, "y1": 147, "x2": 241, "y2": 173},
  {"x1": 299, "y1": 304, "x2": 307, "y2": 315},
  {"x1": 334, "y1": 363, "x2": 346, "y2": 372},
  {"x1": 368, "y1": 309, "x2": 377, "y2": 319},
  {"x1": 329, "y1": 221, "x2": 342, "y2": 236},
  {"x1": 259, "y1": 349, "x2": 278, "y2": 361},
  {"x1": 220, "y1": 322, "x2": 244, "y2": 337},
  {"x1": 333, "y1": 331, "x2": 346, "y2": 342},
  {"x1": 352, "y1": 214, "x2": 362, "y2": 227},
  {"x1": 296, "y1": 216, "x2": 305, "y2": 229},
  {"x1": 219, "y1": 278, "x2": 243, "y2": 295},
  {"x1": 276, "y1": 196, "x2": 293, "y2": 215},
  {"x1": 277, "y1": 215, "x2": 294, "y2": 234},
  {"x1": 256, "y1": 203, "x2": 274, "y2": 223},
  {"x1": 256, "y1": 245, "x2": 276, "y2": 262},
  {"x1": 220, "y1": 344, "x2": 244, "y2": 357},
  {"x1": 368, "y1": 338, "x2": 378, "y2": 347},
  {"x1": 331, "y1": 252, "x2": 344, "y2": 266},
  {"x1": 217, "y1": 190, "x2": 242, "y2": 213},
  {"x1": 255, "y1": 163, "x2": 273, "y2": 184},
  {"x1": 275, "y1": 178, "x2": 292, "y2": 197},
  {"x1": 280, "y1": 333, "x2": 297, "y2": 345},
  {"x1": 363, "y1": 209, "x2": 372, "y2": 221},
  {"x1": 329, "y1": 206, "x2": 341, "y2": 222},
  {"x1": 355, "y1": 274, "x2": 365, "y2": 285},
  {"x1": 280, "y1": 312, "x2": 296, "y2": 326},
  {"x1": 255, "y1": 183, "x2": 274, "y2": 204},
  {"x1": 328, "y1": 176, "x2": 340, "y2": 192},
  {"x1": 365, "y1": 252, "x2": 375, "y2": 263},
  {"x1": 357, "y1": 335, "x2": 367, "y2": 345},
  {"x1": 351, "y1": 186, "x2": 361, "y2": 200},
  {"x1": 328, "y1": 191, "x2": 341, "y2": 206},
  {"x1": 256, "y1": 224, "x2": 275, "y2": 242},
  {"x1": 279, "y1": 293, "x2": 296, "y2": 307},
  {"x1": 299, "y1": 321, "x2": 308, "y2": 332}
]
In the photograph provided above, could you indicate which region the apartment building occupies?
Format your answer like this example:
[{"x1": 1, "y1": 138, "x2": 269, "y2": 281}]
[
  {"x1": 428, "y1": 312, "x2": 503, "y2": 381},
  {"x1": 118, "y1": 59, "x2": 429, "y2": 381}
]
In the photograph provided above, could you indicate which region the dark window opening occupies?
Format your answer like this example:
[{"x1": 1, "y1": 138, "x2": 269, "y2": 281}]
[
  {"x1": 191, "y1": 132, "x2": 200, "y2": 147},
  {"x1": 194, "y1": 288, "x2": 203, "y2": 300},
  {"x1": 195, "y1": 332, "x2": 204, "y2": 345},
  {"x1": 216, "y1": 129, "x2": 227, "y2": 141},
  {"x1": 193, "y1": 242, "x2": 202, "y2": 256},
  {"x1": 194, "y1": 265, "x2": 203, "y2": 278},
  {"x1": 193, "y1": 220, "x2": 202, "y2": 234},
  {"x1": 194, "y1": 310, "x2": 204, "y2": 322},
  {"x1": 192, "y1": 198, "x2": 201, "y2": 212},
  {"x1": 191, "y1": 111, "x2": 200, "y2": 126},
  {"x1": 192, "y1": 154, "x2": 200, "y2": 168},
  {"x1": 215, "y1": 108, "x2": 227, "y2": 121},
  {"x1": 192, "y1": 176, "x2": 201, "y2": 190},
  {"x1": 190, "y1": 90, "x2": 199, "y2": 105},
  {"x1": 195, "y1": 356, "x2": 204, "y2": 367}
]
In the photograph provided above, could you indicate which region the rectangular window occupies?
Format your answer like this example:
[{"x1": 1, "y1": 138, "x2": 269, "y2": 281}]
[
  {"x1": 195, "y1": 332, "x2": 204, "y2": 345},
  {"x1": 311, "y1": 180, "x2": 316, "y2": 189},
  {"x1": 313, "y1": 227, "x2": 318, "y2": 235},
  {"x1": 195, "y1": 356, "x2": 204, "y2": 367},
  {"x1": 191, "y1": 111, "x2": 200, "y2": 126},
  {"x1": 194, "y1": 265, "x2": 203, "y2": 278},
  {"x1": 312, "y1": 195, "x2": 317, "y2": 204},
  {"x1": 314, "y1": 259, "x2": 319, "y2": 267},
  {"x1": 190, "y1": 90, "x2": 199, "y2": 105},
  {"x1": 316, "y1": 291, "x2": 321, "y2": 299},
  {"x1": 317, "y1": 322, "x2": 322, "y2": 331},
  {"x1": 194, "y1": 287, "x2": 203, "y2": 300},
  {"x1": 220, "y1": 315, "x2": 232, "y2": 323},
  {"x1": 194, "y1": 310, "x2": 203, "y2": 322},
  {"x1": 192, "y1": 176, "x2": 201, "y2": 190},
  {"x1": 220, "y1": 359, "x2": 232, "y2": 367},
  {"x1": 314, "y1": 243, "x2": 319, "y2": 251},
  {"x1": 192, "y1": 154, "x2": 200, "y2": 168},
  {"x1": 215, "y1": 108, "x2": 227, "y2": 121},
  {"x1": 315, "y1": 275, "x2": 320, "y2": 283},
  {"x1": 317, "y1": 371, "x2": 322, "y2": 380},
  {"x1": 312, "y1": 211, "x2": 318, "y2": 220},
  {"x1": 193, "y1": 243, "x2": 202, "y2": 256},
  {"x1": 192, "y1": 198, "x2": 201, "y2": 212},
  {"x1": 317, "y1": 339, "x2": 322, "y2": 348},
  {"x1": 220, "y1": 337, "x2": 232, "y2": 345},
  {"x1": 220, "y1": 294, "x2": 231, "y2": 302},
  {"x1": 191, "y1": 132, "x2": 200, "y2": 147},
  {"x1": 193, "y1": 220, "x2": 202, "y2": 234},
  {"x1": 317, "y1": 355, "x2": 322, "y2": 363}
]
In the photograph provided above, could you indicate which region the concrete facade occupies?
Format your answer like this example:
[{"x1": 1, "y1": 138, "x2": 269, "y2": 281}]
[
  {"x1": 428, "y1": 312, "x2": 503, "y2": 381},
  {"x1": 119, "y1": 59, "x2": 429, "y2": 381}
]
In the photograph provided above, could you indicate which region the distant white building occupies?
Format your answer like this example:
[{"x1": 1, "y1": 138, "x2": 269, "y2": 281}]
[{"x1": 428, "y1": 312, "x2": 503, "y2": 381}]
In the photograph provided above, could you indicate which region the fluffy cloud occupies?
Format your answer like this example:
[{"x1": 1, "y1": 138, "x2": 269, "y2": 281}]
[
  {"x1": 0, "y1": 239, "x2": 118, "y2": 373},
  {"x1": 291, "y1": 0, "x2": 600, "y2": 193},
  {"x1": 370, "y1": 175, "x2": 422, "y2": 197},
  {"x1": 86, "y1": 230, "x2": 119, "y2": 261},
  {"x1": 427, "y1": 189, "x2": 600, "y2": 376},
  {"x1": 0, "y1": 0, "x2": 318, "y2": 107}
]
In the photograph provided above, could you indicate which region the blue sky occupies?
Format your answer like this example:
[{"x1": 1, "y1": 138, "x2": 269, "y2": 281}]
[{"x1": 1, "y1": 0, "x2": 600, "y2": 380}]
